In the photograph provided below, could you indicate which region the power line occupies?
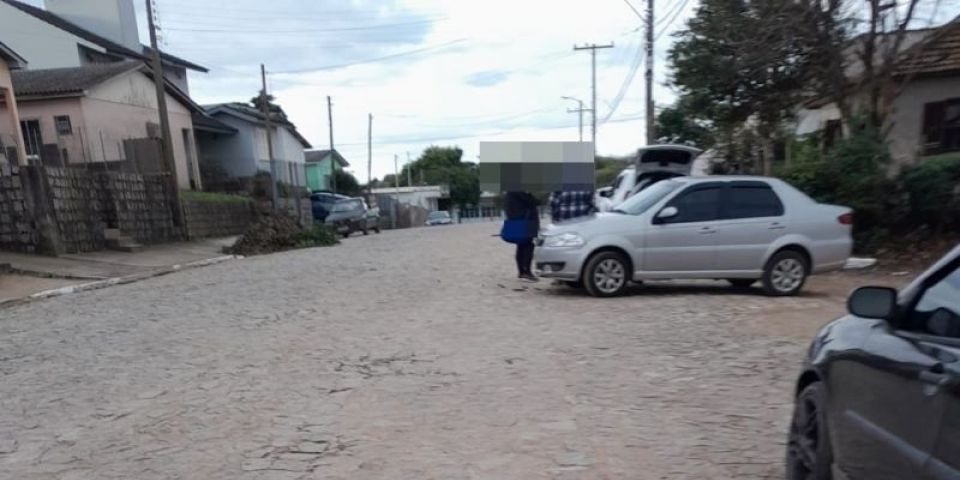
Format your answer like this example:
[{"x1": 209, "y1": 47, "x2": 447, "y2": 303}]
[
  {"x1": 601, "y1": 45, "x2": 646, "y2": 124},
  {"x1": 655, "y1": 0, "x2": 693, "y2": 40},
  {"x1": 164, "y1": 17, "x2": 446, "y2": 34},
  {"x1": 268, "y1": 39, "x2": 468, "y2": 74}
]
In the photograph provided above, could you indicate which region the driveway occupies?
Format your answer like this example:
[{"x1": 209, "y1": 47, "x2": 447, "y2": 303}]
[{"x1": 0, "y1": 223, "x2": 900, "y2": 479}]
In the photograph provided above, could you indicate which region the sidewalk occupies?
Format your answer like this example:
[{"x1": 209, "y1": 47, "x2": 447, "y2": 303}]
[{"x1": 0, "y1": 237, "x2": 237, "y2": 304}]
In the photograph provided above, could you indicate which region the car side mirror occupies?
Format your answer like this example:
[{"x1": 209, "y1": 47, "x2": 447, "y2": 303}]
[
  {"x1": 848, "y1": 286, "x2": 897, "y2": 320},
  {"x1": 654, "y1": 206, "x2": 678, "y2": 223}
]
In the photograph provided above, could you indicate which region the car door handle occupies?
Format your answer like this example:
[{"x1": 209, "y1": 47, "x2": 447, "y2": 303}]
[
  {"x1": 768, "y1": 222, "x2": 786, "y2": 230},
  {"x1": 699, "y1": 227, "x2": 716, "y2": 235}
]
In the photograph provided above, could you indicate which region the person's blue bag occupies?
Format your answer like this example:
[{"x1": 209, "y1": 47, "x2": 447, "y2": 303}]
[{"x1": 500, "y1": 219, "x2": 529, "y2": 244}]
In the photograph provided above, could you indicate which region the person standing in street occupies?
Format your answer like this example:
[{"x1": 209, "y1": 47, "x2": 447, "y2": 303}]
[{"x1": 501, "y1": 191, "x2": 541, "y2": 282}]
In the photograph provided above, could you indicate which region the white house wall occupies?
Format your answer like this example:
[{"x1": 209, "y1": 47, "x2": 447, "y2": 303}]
[
  {"x1": 0, "y1": 2, "x2": 104, "y2": 69},
  {"x1": 888, "y1": 77, "x2": 960, "y2": 167},
  {"x1": 83, "y1": 70, "x2": 198, "y2": 188}
]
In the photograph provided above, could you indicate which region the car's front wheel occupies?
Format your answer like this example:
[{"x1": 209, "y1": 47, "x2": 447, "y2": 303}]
[
  {"x1": 583, "y1": 251, "x2": 630, "y2": 297},
  {"x1": 762, "y1": 250, "x2": 808, "y2": 296},
  {"x1": 786, "y1": 382, "x2": 834, "y2": 480}
]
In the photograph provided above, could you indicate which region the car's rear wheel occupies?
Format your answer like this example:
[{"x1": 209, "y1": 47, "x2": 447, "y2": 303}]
[
  {"x1": 362, "y1": 228, "x2": 369, "y2": 235},
  {"x1": 786, "y1": 382, "x2": 833, "y2": 480},
  {"x1": 374, "y1": 226, "x2": 381, "y2": 234},
  {"x1": 727, "y1": 278, "x2": 757, "y2": 288},
  {"x1": 762, "y1": 250, "x2": 808, "y2": 296},
  {"x1": 583, "y1": 251, "x2": 630, "y2": 297}
]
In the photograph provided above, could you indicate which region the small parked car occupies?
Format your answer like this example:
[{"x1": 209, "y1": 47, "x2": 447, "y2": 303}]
[
  {"x1": 425, "y1": 210, "x2": 453, "y2": 226},
  {"x1": 310, "y1": 191, "x2": 349, "y2": 223},
  {"x1": 595, "y1": 144, "x2": 702, "y2": 212},
  {"x1": 325, "y1": 198, "x2": 380, "y2": 237},
  {"x1": 786, "y1": 244, "x2": 960, "y2": 480},
  {"x1": 535, "y1": 176, "x2": 852, "y2": 297}
]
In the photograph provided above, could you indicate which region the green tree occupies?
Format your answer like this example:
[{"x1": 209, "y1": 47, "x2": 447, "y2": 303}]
[
  {"x1": 655, "y1": 98, "x2": 714, "y2": 148},
  {"x1": 401, "y1": 146, "x2": 480, "y2": 208},
  {"x1": 334, "y1": 170, "x2": 362, "y2": 197}
]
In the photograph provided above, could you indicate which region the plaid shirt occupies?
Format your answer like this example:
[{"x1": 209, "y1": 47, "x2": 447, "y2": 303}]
[{"x1": 550, "y1": 191, "x2": 596, "y2": 222}]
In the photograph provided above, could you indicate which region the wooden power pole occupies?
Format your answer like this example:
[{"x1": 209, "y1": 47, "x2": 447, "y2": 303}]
[
  {"x1": 260, "y1": 64, "x2": 278, "y2": 207},
  {"x1": 645, "y1": 0, "x2": 656, "y2": 144},
  {"x1": 145, "y1": 0, "x2": 183, "y2": 227},
  {"x1": 327, "y1": 96, "x2": 336, "y2": 194},
  {"x1": 573, "y1": 43, "x2": 614, "y2": 155},
  {"x1": 367, "y1": 113, "x2": 373, "y2": 198}
]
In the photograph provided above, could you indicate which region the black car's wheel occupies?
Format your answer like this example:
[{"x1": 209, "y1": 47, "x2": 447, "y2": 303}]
[
  {"x1": 341, "y1": 231, "x2": 351, "y2": 238},
  {"x1": 787, "y1": 382, "x2": 834, "y2": 480},
  {"x1": 374, "y1": 226, "x2": 381, "y2": 234},
  {"x1": 762, "y1": 250, "x2": 808, "y2": 296},
  {"x1": 583, "y1": 251, "x2": 630, "y2": 297},
  {"x1": 362, "y1": 228, "x2": 369, "y2": 235},
  {"x1": 727, "y1": 278, "x2": 757, "y2": 288}
]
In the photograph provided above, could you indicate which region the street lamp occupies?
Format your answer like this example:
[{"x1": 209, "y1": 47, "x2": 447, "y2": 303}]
[{"x1": 561, "y1": 96, "x2": 588, "y2": 142}]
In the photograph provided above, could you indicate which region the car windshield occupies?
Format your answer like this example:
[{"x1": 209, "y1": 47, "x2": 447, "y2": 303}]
[
  {"x1": 612, "y1": 180, "x2": 682, "y2": 215},
  {"x1": 429, "y1": 211, "x2": 449, "y2": 218}
]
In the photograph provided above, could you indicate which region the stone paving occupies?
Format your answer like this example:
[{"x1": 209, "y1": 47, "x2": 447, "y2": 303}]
[{"x1": 0, "y1": 223, "x2": 893, "y2": 479}]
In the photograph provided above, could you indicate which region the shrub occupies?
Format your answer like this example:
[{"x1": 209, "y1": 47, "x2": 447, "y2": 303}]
[
  {"x1": 780, "y1": 125, "x2": 895, "y2": 250},
  {"x1": 180, "y1": 190, "x2": 250, "y2": 204},
  {"x1": 899, "y1": 153, "x2": 960, "y2": 233},
  {"x1": 295, "y1": 225, "x2": 339, "y2": 248}
]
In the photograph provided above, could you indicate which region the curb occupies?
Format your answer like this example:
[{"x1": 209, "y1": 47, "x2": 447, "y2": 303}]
[{"x1": 0, "y1": 255, "x2": 241, "y2": 310}]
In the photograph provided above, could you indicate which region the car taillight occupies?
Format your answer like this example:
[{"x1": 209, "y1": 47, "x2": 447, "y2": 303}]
[{"x1": 838, "y1": 213, "x2": 853, "y2": 225}]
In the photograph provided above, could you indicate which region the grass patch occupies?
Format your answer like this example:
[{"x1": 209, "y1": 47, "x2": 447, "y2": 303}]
[
  {"x1": 180, "y1": 190, "x2": 251, "y2": 204},
  {"x1": 295, "y1": 225, "x2": 339, "y2": 248}
]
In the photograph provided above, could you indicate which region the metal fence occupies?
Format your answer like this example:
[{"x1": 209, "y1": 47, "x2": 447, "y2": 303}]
[{"x1": 15, "y1": 126, "x2": 166, "y2": 174}]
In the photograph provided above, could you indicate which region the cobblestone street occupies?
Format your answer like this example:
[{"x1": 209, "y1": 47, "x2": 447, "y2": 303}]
[{"x1": 0, "y1": 223, "x2": 891, "y2": 479}]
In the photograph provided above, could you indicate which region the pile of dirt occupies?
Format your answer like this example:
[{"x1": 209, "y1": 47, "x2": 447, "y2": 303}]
[{"x1": 229, "y1": 210, "x2": 304, "y2": 256}]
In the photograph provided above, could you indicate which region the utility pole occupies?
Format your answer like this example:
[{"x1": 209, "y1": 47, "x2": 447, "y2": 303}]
[
  {"x1": 573, "y1": 43, "x2": 614, "y2": 154},
  {"x1": 367, "y1": 113, "x2": 372, "y2": 198},
  {"x1": 260, "y1": 64, "x2": 278, "y2": 207},
  {"x1": 146, "y1": 0, "x2": 183, "y2": 226},
  {"x1": 392, "y1": 153, "x2": 399, "y2": 229},
  {"x1": 327, "y1": 95, "x2": 336, "y2": 194},
  {"x1": 406, "y1": 151, "x2": 412, "y2": 186},
  {"x1": 645, "y1": 0, "x2": 655, "y2": 144},
  {"x1": 562, "y1": 96, "x2": 587, "y2": 142}
]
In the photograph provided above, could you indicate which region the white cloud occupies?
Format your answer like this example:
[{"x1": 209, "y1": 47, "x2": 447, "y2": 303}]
[{"x1": 160, "y1": 0, "x2": 699, "y2": 181}]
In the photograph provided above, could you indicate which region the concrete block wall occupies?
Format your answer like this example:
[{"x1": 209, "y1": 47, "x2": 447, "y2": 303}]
[
  {"x1": 100, "y1": 173, "x2": 179, "y2": 245},
  {"x1": 44, "y1": 168, "x2": 107, "y2": 253},
  {"x1": 267, "y1": 198, "x2": 313, "y2": 227},
  {"x1": 0, "y1": 164, "x2": 39, "y2": 253},
  {"x1": 183, "y1": 199, "x2": 254, "y2": 239}
]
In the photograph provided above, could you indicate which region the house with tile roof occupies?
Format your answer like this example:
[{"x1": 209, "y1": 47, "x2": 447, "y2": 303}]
[
  {"x1": 0, "y1": 0, "x2": 206, "y2": 94},
  {"x1": 0, "y1": 61, "x2": 204, "y2": 188},
  {"x1": 197, "y1": 103, "x2": 313, "y2": 188},
  {"x1": 0, "y1": 41, "x2": 27, "y2": 165},
  {"x1": 795, "y1": 17, "x2": 960, "y2": 167},
  {"x1": 304, "y1": 149, "x2": 350, "y2": 192}
]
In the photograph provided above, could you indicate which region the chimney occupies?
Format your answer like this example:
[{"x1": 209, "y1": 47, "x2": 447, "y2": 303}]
[{"x1": 44, "y1": 0, "x2": 141, "y2": 52}]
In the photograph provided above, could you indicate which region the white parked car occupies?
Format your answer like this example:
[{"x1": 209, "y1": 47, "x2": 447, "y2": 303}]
[
  {"x1": 595, "y1": 144, "x2": 702, "y2": 212},
  {"x1": 425, "y1": 210, "x2": 453, "y2": 226},
  {"x1": 536, "y1": 176, "x2": 852, "y2": 297}
]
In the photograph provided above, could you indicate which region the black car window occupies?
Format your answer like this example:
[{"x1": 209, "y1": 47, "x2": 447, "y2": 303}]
[
  {"x1": 661, "y1": 186, "x2": 722, "y2": 224},
  {"x1": 906, "y1": 264, "x2": 960, "y2": 338},
  {"x1": 724, "y1": 185, "x2": 784, "y2": 219}
]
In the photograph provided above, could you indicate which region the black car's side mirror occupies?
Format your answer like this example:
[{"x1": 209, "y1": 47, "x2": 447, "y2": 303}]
[{"x1": 848, "y1": 286, "x2": 898, "y2": 320}]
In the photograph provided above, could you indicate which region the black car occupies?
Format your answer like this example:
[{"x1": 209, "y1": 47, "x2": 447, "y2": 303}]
[
  {"x1": 310, "y1": 191, "x2": 349, "y2": 222},
  {"x1": 787, "y1": 244, "x2": 960, "y2": 480},
  {"x1": 324, "y1": 198, "x2": 380, "y2": 237}
]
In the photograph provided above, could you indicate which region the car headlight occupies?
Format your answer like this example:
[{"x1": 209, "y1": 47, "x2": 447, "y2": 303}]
[{"x1": 543, "y1": 232, "x2": 584, "y2": 248}]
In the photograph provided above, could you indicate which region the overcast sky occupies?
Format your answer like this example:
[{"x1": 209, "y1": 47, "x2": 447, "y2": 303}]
[
  {"x1": 139, "y1": 0, "x2": 696, "y2": 182},
  {"x1": 23, "y1": 0, "x2": 956, "y2": 182}
]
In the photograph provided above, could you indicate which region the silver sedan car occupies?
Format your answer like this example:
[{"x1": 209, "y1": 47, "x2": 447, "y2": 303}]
[{"x1": 534, "y1": 176, "x2": 852, "y2": 297}]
